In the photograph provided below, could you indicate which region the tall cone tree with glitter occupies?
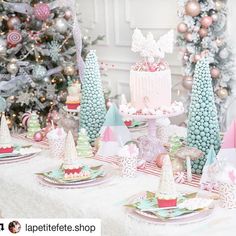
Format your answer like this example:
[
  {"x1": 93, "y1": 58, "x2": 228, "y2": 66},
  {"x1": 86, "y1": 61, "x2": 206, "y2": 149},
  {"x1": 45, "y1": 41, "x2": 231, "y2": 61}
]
[
  {"x1": 80, "y1": 50, "x2": 106, "y2": 142},
  {"x1": 187, "y1": 57, "x2": 220, "y2": 174}
]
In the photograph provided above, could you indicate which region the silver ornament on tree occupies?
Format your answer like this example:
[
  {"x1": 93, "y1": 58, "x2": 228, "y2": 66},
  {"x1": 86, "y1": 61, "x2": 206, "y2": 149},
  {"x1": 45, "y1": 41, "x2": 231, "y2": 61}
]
[
  {"x1": 7, "y1": 59, "x2": 19, "y2": 75},
  {"x1": 182, "y1": 76, "x2": 193, "y2": 90},
  {"x1": 54, "y1": 17, "x2": 68, "y2": 34},
  {"x1": 219, "y1": 48, "x2": 229, "y2": 59},
  {"x1": 7, "y1": 16, "x2": 21, "y2": 30},
  {"x1": 32, "y1": 65, "x2": 47, "y2": 81},
  {"x1": 0, "y1": 37, "x2": 7, "y2": 56},
  {"x1": 64, "y1": 9, "x2": 72, "y2": 20}
]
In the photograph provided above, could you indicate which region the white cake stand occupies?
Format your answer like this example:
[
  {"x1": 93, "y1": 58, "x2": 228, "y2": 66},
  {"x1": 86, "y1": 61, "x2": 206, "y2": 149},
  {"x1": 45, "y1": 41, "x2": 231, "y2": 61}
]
[{"x1": 121, "y1": 109, "x2": 184, "y2": 162}]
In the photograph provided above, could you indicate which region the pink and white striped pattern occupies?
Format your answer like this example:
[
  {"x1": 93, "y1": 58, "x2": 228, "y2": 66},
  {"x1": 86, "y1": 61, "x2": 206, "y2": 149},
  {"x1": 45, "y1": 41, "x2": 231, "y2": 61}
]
[{"x1": 93, "y1": 155, "x2": 218, "y2": 193}]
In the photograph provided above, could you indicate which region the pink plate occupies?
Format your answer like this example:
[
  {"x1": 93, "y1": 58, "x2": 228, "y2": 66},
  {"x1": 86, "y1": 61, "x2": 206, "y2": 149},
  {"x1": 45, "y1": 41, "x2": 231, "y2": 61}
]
[
  {"x1": 125, "y1": 193, "x2": 214, "y2": 225},
  {"x1": 37, "y1": 172, "x2": 112, "y2": 189},
  {"x1": 0, "y1": 153, "x2": 38, "y2": 165}
]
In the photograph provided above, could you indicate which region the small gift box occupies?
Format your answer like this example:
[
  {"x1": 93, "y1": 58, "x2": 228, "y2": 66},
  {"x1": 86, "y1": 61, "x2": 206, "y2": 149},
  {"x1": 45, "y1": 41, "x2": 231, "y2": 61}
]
[
  {"x1": 119, "y1": 143, "x2": 139, "y2": 178},
  {"x1": 46, "y1": 128, "x2": 67, "y2": 159}
]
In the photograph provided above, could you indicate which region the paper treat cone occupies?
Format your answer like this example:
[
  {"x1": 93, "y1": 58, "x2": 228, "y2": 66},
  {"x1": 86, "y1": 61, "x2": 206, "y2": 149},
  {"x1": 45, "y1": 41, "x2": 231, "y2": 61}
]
[
  {"x1": 219, "y1": 182, "x2": 236, "y2": 209},
  {"x1": 46, "y1": 128, "x2": 66, "y2": 159},
  {"x1": 119, "y1": 143, "x2": 139, "y2": 178}
]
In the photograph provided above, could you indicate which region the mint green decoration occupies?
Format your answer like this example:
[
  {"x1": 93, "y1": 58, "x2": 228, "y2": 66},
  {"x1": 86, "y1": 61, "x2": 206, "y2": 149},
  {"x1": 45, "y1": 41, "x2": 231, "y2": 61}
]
[
  {"x1": 77, "y1": 128, "x2": 93, "y2": 158},
  {"x1": 169, "y1": 136, "x2": 183, "y2": 156},
  {"x1": 205, "y1": 146, "x2": 217, "y2": 166},
  {"x1": 103, "y1": 104, "x2": 124, "y2": 126},
  {"x1": 27, "y1": 112, "x2": 41, "y2": 138},
  {"x1": 80, "y1": 50, "x2": 106, "y2": 142},
  {"x1": 187, "y1": 58, "x2": 220, "y2": 174},
  {"x1": 0, "y1": 97, "x2": 6, "y2": 112}
]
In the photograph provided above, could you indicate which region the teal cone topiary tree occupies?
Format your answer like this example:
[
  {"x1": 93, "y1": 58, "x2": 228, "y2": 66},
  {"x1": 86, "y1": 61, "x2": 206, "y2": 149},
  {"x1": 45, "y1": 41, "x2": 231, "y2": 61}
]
[
  {"x1": 80, "y1": 50, "x2": 106, "y2": 142},
  {"x1": 187, "y1": 57, "x2": 221, "y2": 174}
]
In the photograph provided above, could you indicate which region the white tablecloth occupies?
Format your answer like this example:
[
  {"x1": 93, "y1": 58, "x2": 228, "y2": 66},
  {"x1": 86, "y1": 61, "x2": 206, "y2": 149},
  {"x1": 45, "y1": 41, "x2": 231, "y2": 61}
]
[{"x1": 1, "y1": 144, "x2": 236, "y2": 236}]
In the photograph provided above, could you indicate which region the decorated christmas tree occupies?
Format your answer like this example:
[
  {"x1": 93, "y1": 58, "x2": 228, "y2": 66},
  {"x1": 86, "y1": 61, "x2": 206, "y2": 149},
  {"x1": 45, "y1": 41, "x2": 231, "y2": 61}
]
[
  {"x1": 27, "y1": 112, "x2": 41, "y2": 138},
  {"x1": 0, "y1": 1, "x2": 103, "y2": 129},
  {"x1": 187, "y1": 57, "x2": 220, "y2": 174},
  {"x1": 177, "y1": 0, "x2": 235, "y2": 130},
  {"x1": 80, "y1": 50, "x2": 106, "y2": 142},
  {"x1": 77, "y1": 128, "x2": 93, "y2": 158}
]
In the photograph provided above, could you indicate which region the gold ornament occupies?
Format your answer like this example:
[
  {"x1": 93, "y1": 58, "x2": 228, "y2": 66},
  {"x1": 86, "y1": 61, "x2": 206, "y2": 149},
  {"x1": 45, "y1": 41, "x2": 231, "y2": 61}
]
[
  {"x1": 40, "y1": 96, "x2": 46, "y2": 103},
  {"x1": 63, "y1": 65, "x2": 76, "y2": 76},
  {"x1": 182, "y1": 76, "x2": 193, "y2": 90},
  {"x1": 215, "y1": 1, "x2": 223, "y2": 11},
  {"x1": 217, "y1": 87, "x2": 228, "y2": 99}
]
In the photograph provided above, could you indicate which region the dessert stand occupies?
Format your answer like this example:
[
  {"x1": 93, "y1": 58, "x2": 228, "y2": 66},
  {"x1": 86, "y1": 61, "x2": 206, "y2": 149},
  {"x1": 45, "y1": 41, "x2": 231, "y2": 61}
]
[{"x1": 121, "y1": 109, "x2": 184, "y2": 162}]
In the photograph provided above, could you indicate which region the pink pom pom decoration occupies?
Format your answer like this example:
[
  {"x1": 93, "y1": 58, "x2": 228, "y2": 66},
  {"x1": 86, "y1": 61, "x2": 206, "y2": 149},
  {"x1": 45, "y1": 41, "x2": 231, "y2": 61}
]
[
  {"x1": 174, "y1": 171, "x2": 186, "y2": 184},
  {"x1": 7, "y1": 30, "x2": 22, "y2": 45},
  {"x1": 34, "y1": 3, "x2": 51, "y2": 21}
]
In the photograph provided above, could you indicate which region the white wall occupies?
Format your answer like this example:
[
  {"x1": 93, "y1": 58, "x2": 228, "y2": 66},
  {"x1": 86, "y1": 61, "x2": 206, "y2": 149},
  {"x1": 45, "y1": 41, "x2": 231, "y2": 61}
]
[{"x1": 77, "y1": 0, "x2": 183, "y2": 103}]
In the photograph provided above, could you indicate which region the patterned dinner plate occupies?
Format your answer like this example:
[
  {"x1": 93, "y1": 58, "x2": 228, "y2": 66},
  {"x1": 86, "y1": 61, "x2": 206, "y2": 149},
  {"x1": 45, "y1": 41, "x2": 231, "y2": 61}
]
[{"x1": 125, "y1": 192, "x2": 214, "y2": 225}]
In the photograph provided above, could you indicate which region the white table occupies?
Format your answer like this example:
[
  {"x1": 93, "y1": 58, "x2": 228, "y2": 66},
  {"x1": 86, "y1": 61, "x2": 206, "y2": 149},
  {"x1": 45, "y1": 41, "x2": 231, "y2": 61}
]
[{"x1": 0, "y1": 144, "x2": 236, "y2": 236}]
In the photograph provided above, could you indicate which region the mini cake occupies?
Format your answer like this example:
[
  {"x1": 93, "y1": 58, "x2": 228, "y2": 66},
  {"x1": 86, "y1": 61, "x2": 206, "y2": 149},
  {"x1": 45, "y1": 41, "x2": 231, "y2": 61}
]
[
  {"x1": 66, "y1": 81, "x2": 81, "y2": 110},
  {"x1": 156, "y1": 155, "x2": 178, "y2": 208},
  {"x1": 129, "y1": 29, "x2": 174, "y2": 110},
  {"x1": 0, "y1": 114, "x2": 13, "y2": 154}
]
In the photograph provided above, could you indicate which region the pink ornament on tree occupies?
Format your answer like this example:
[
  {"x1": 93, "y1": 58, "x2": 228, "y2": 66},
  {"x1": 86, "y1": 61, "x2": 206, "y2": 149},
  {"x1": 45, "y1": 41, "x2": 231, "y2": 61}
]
[
  {"x1": 211, "y1": 67, "x2": 220, "y2": 79},
  {"x1": 200, "y1": 16, "x2": 213, "y2": 28},
  {"x1": 34, "y1": 3, "x2": 51, "y2": 21},
  {"x1": 7, "y1": 30, "x2": 22, "y2": 45},
  {"x1": 177, "y1": 22, "x2": 188, "y2": 33},
  {"x1": 34, "y1": 131, "x2": 44, "y2": 142},
  {"x1": 184, "y1": 32, "x2": 193, "y2": 42},
  {"x1": 198, "y1": 28, "x2": 208, "y2": 38},
  {"x1": 185, "y1": 0, "x2": 201, "y2": 17}
]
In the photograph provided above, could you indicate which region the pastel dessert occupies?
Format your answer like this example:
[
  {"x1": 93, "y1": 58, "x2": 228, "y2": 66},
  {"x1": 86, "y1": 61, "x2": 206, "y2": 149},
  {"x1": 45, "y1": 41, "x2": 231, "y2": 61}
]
[
  {"x1": 66, "y1": 82, "x2": 81, "y2": 110},
  {"x1": 156, "y1": 155, "x2": 178, "y2": 208},
  {"x1": 0, "y1": 114, "x2": 13, "y2": 154}
]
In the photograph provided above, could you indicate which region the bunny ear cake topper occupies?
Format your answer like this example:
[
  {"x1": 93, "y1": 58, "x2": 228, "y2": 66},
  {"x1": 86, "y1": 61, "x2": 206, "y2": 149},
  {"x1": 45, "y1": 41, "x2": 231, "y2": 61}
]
[{"x1": 131, "y1": 28, "x2": 174, "y2": 62}]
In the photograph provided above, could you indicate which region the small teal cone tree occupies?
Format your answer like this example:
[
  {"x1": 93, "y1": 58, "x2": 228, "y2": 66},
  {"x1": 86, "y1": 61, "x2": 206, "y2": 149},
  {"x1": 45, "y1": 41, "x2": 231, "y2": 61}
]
[
  {"x1": 187, "y1": 57, "x2": 221, "y2": 174},
  {"x1": 80, "y1": 50, "x2": 106, "y2": 142}
]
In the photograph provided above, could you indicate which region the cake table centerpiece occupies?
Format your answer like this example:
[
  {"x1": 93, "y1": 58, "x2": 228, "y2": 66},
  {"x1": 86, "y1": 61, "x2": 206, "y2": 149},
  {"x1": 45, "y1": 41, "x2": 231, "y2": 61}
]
[{"x1": 120, "y1": 29, "x2": 184, "y2": 162}]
